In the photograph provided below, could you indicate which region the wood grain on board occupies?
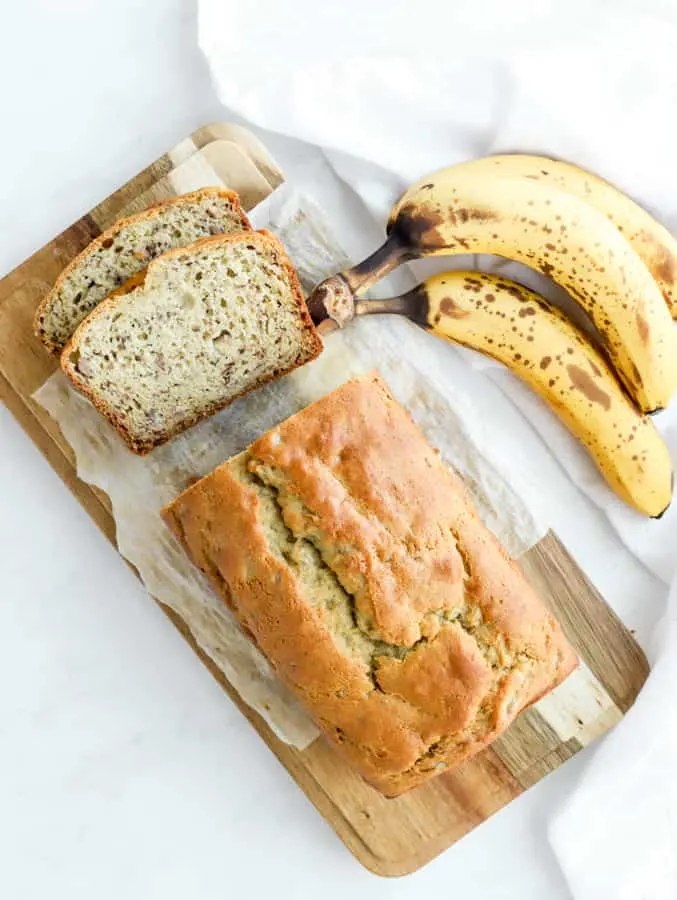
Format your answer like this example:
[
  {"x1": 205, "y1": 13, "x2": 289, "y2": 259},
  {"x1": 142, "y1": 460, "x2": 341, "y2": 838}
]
[{"x1": 0, "y1": 124, "x2": 649, "y2": 877}]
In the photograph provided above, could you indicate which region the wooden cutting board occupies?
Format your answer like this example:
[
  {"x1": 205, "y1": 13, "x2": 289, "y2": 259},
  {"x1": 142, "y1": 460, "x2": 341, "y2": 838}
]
[{"x1": 0, "y1": 123, "x2": 649, "y2": 877}]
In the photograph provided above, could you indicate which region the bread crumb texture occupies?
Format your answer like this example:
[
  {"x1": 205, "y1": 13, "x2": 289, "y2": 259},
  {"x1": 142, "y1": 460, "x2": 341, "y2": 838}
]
[
  {"x1": 35, "y1": 188, "x2": 250, "y2": 353},
  {"x1": 62, "y1": 231, "x2": 321, "y2": 454},
  {"x1": 163, "y1": 373, "x2": 577, "y2": 795}
]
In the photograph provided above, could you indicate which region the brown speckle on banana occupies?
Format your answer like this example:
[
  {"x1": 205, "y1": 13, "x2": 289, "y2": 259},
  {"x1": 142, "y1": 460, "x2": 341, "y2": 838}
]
[
  {"x1": 474, "y1": 156, "x2": 677, "y2": 316},
  {"x1": 388, "y1": 204, "x2": 448, "y2": 250},
  {"x1": 384, "y1": 166, "x2": 677, "y2": 412},
  {"x1": 416, "y1": 270, "x2": 672, "y2": 517},
  {"x1": 645, "y1": 235, "x2": 677, "y2": 288}
]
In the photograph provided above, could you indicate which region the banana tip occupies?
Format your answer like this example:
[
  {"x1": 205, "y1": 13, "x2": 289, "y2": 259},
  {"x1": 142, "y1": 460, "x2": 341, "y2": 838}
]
[
  {"x1": 306, "y1": 275, "x2": 355, "y2": 332},
  {"x1": 651, "y1": 471, "x2": 674, "y2": 519},
  {"x1": 652, "y1": 501, "x2": 671, "y2": 520}
]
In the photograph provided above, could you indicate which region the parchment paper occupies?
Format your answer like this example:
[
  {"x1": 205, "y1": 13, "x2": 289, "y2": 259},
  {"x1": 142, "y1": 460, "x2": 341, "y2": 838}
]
[{"x1": 35, "y1": 185, "x2": 546, "y2": 748}]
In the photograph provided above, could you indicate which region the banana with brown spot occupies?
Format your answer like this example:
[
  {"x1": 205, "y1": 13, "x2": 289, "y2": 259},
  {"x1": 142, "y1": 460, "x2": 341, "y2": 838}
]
[
  {"x1": 324, "y1": 165, "x2": 677, "y2": 413},
  {"x1": 468, "y1": 154, "x2": 677, "y2": 317},
  {"x1": 406, "y1": 270, "x2": 672, "y2": 517}
]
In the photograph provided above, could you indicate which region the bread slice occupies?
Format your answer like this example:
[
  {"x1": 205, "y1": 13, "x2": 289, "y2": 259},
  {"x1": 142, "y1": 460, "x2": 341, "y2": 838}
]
[
  {"x1": 34, "y1": 188, "x2": 251, "y2": 354},
  {"x1": 61, "y1": 231, "x2": 322, "y2": 454}
]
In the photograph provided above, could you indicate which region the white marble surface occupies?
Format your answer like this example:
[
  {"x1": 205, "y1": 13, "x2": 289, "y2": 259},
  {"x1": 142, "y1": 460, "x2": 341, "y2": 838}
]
[{"x1": 0, "y1": 2, "x2": 667, "y2": 898}]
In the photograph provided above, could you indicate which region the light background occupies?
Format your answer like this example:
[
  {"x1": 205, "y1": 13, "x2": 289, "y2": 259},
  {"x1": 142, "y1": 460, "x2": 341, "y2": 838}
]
[{"x1": 0, "y1": 3, "x2": 665, "y2": 898}]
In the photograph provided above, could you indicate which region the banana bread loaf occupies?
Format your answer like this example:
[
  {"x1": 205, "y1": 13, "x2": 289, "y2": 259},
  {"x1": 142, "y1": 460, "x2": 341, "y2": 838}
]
[{"x1": 162, "y1": 373, "x2": 577, "y2": 795}]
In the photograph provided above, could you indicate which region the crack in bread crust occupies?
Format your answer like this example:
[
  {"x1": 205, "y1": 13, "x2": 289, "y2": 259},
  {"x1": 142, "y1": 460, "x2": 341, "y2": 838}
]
[
  {"x1": 161, "y1": 373, "x2": 578, "y2": 795},
  {"x1": 244, "y1": 455, "x2": 536, "y2": 778}
]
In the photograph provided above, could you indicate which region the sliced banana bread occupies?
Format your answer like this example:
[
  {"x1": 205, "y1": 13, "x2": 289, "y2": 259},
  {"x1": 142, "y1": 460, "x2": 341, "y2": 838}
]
[
  {"x1": 34, "y1": 188, "x2": 251, "y2": 354},
  {"x1": 61, "y1": 231, "x2": 322, "y2": 454}
]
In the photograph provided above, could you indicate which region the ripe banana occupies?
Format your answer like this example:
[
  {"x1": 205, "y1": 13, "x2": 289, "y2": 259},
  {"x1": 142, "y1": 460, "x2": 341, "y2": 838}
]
[
  {"x1": 403, "y1": 270, "x2": 672, "y2": 517},
  {"x1": 467, "y1": 154, "x2": 677, "y2": 317},
  {"x1": 331, "y1": 164, "x2": 677, "y2": 413}
]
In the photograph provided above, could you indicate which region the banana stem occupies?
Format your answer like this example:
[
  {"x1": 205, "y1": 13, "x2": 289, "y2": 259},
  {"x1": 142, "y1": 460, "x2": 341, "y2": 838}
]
[
  {"x1": 354, "y1": 288, "x2": 428, "y2": 326},
  {"x1": 307, "y1": 232, "x2": 410, "y2": 333},
  {"x1": 341, "y1": 232, "x2": 409, "y2": 296}
]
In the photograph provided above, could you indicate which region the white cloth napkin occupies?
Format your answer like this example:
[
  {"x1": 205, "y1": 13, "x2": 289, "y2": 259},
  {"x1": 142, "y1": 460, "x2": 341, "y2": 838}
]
[
  {"x1": 199, "y1": 3, "x2": 677, "y2": 896},
  {"x1": 550, "y1": 576, "x2": 677, "y2": 900}
]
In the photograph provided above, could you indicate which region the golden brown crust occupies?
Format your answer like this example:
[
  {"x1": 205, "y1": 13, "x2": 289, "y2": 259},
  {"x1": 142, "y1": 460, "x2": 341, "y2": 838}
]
[
  {"x1": 34, "y1": 187, "x2": 252, "y2": 355},
  {"x1": 60, "y1": 230, "x2": 323, "y2": 455},
  {"x1": 162, "y1": 374, "x2": 578, "y2": 795}
]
